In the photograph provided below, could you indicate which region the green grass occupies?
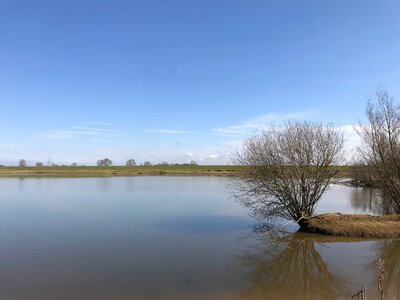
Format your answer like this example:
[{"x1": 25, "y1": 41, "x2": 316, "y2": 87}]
[
  {"x1": 0, "y1": 165, "x2": 246, "y2": 178},
  {"x1": 0, "y1": 165, "x2": 353, "y2": 178}
]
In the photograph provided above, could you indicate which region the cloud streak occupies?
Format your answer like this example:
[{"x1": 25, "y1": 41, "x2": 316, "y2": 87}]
[
  {"x1": 40, "y1": 123, "x2": 124, "y2": 141},
  {"x1": 87, "y1": 122, "x2": 113, "y2": 127},
  {"x1": 214, "y1": 111, "x2": 312, "y2": 135},
  {"x1": 147, "y1": 129, "x2": 192, "y2": 134}
]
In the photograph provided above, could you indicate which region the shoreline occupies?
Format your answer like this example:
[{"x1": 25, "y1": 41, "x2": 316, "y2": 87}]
[{"x1": 0, "y1": 165, "x2": 352, "y2": 178}]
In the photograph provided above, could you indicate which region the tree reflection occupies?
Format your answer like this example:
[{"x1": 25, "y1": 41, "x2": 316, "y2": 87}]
[
  {"x1": 236, "y1": 232, "x2": 349, "y2": 300},
  {"x1": 373, "y1": 239, "x2": 400, "y2": 299},
  {"x1": 350, "y1": 187, "x2": 382, "y2": 214}
]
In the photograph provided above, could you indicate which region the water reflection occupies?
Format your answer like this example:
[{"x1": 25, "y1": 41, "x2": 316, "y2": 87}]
[
  {"x1": 375, "y1": 239, "x2": 400, "y2": 299},
  {"x1": 350, "y1": 187, "x2": 382, "y2": 214},
  {"x1": 237, "y1": 229, "x2": 400, "y2": 300},
  {"x1": 0, "y1": 177, "x2": 397, "y2": 299},
  {"x1": 237, "y1": 232, "x2": 349, "y2": 299}
]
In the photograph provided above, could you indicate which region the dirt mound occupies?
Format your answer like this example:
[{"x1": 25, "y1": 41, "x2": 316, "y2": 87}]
[{"x1": 300, "y1": 213, "x2": 400, "y2": 238}]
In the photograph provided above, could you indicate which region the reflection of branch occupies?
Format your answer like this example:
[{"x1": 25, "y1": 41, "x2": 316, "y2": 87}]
[
  {"x1": 236, "y1": 232, "x2": 349, "y2": 299},
  {"x1": 378, "y1": 240, "x2": 400, "y2": 299},
  {"x1": 356, "y1": 240, "x2": 400, "y2": 299},
  {"x1": 352, "y1": 287, "x2": 367, "y2": 300},
  {"x1": 378, "y1": 258, "x2": 384, "y2": 300}
]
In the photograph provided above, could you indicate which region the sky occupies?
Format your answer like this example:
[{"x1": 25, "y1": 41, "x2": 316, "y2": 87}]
[{"x1": 1, "y1": 0, "x2": 400, "y2": 165}]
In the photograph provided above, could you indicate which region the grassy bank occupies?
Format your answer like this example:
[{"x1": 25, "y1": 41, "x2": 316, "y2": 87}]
[{"x1": 301, "y1": 213, "x2": 400, "y2": 238}]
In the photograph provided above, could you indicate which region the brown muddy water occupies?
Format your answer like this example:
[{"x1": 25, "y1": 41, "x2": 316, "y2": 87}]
[{"x1": 0, "y1": 177, "x2": 394, "y2": 299}]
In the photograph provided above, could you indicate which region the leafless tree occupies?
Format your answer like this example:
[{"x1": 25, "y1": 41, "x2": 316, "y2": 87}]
[
  {"x1": 356, "y1": 87, "x2": 400, "y2": 214},
  {"x1": 126, "y1": 159, "x2": 136, "y2": 167},
  {"x1": 18, "y1": 159, "x2": 27, "y2": 167},
  {"x1": 190, "y1": 160, "x2": 197, "y2": 165},
  {"x1": 36, "y1": 162, "x2": 44, "y2": 167},
  {"x1": 97, "y1": 158, "x2": 112, "y2": 167},
  {"x1": 70, "y1": 162, "x2": 77, "y2": 167},
  {"x1": 143, "y1": 161, "x2": 151, "y2": 166},
  {"x1": 350, "y1": 160, "x2": 375, "y2": 187},
  {"x1": 233, "y1": 121, "x2": 344, "y2": 228}
]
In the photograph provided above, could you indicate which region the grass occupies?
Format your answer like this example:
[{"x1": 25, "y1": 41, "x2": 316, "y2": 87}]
[
  {"x1": 0, "y1": 165, "x2": 354, "y2": 178},
  {"x1": 301, "y1": 213, "x2": 400, "y2": 238},
  {"x1": 0, "y1": 165, "x2": 247, "y2": 177}
]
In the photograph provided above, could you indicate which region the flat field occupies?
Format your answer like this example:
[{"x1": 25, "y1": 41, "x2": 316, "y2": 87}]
[
  {"x1": 0, "y1": 165, "x2": 246, "y2": 177},
  {"x1": 0, "y1": 165, "x2": 352, "y2": 178}
]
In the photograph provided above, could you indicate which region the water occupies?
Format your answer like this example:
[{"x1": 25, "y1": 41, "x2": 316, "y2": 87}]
[{"x1": 0, "y1": 177, "x2": 393, "y2": 299}]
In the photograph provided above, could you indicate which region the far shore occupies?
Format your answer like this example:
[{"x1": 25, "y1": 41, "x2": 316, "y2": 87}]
[
  {"x1": 0, "y1": 165, "x2": 353, "y2": 178},
  {"x1": 0, "y1": 165, "x2": 245, "y2": 178}
]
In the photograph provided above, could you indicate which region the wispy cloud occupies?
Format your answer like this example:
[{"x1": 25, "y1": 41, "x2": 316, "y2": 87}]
[
  {"x1": 71, "y1": 126, "x2": 119, "y2": 133},
  {"x1": 41, "y1": 131, "x2": 75, "y2": 140},
  {"x1": 87, "y1": 121, "x2": 113, "y2": 127},
  {"x1": 91, "y1": 138, "x2": 110, "y2": 143},
  {"x1": 214, "y1": 111, "x2": 312, "y2": 135},
  {"x1": 40, "y1": 123, "x2": 124, "y2": 141},
  {"x1": 147, "y1": 129, "x2": 191, "y2": 134}
]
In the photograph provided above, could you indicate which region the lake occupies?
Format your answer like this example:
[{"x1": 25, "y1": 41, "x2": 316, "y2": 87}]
[{"x1": 0, "y1": 176, "x2": 395, "y2": 299}]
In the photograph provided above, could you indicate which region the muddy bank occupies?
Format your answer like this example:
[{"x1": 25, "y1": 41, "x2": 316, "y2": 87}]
[{"x1": 300, "y1": 213, "x2": 400, "y2": 238}]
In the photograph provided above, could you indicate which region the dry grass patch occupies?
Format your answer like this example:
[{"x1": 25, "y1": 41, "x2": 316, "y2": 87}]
[{"x1": 301, "y1": 213, "x2": 400, "y2": 238}]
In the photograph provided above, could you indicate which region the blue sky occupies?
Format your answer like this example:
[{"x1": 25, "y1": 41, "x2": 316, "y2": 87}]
[{"x1": 1, "y1": 0, "x2": 400, "y2": 165}]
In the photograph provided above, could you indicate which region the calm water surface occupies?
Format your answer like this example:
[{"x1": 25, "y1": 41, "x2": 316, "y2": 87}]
[{"x1": 0, "y1": 177, "x2": 395, "y2": 299}]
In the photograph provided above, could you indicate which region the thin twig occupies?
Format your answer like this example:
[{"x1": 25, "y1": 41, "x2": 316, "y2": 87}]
[{"x1": 352, "y1": 287, "x2": 367, "y2": 300}]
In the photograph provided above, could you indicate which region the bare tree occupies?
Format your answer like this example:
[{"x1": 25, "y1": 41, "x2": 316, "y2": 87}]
[
  {"x1": 97, "y1": 158, "x2": 112, "y2": 167},
  {"x1": 36, "y1": 162, "x2": 44, "y2": 167},
  {"x1": 190, "y1": 160, "x2": 197, "y2": 165},
  {"x1": 18, "y1": 159, "x2": 27, "y2": 167},
  {"x1": 70, "y1": 162, "x2": 77, "y2": 167},
  {"x1": 350, "y1": 160, "x2": 375, "y2": 187},
  {"x1": 356, "y1": 87, "x2": 400, "y2": 214},
  {"x1": 143, "y1": 161, "x2": 152, "y2": 166},
  {"x1": 125, "y1": 159, "x2": 136, "y2": 167},
  {"x1": 233, "y1": 121, "x2": 344, "y2": 228}
]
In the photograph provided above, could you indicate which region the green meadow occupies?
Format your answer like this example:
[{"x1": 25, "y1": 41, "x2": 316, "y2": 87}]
[{"x1": 0, "y1": 165, "x2": 351, "y2": 178}]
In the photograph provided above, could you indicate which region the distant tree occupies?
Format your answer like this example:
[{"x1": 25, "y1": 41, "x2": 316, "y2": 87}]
[
  {"x1": 126, "y1": 159, "x2": 136, "y2": 167},
  {"x1": 70, "y1": 162, "x2": 77, "y2": 167},
  {"x1": 190, "y1": 160, "x2": 197, "y2": 165},
  {"x1": 18, "y1": 159, "x2": 27, "y2": 167},
  {"x1": 143, "y1": 161, "x2": 152, "y2": 166},
  {"x1": 97, "y1": 158, "x2": 112, "y2": 167},
  {"x1": 158, "y1": 162, "x2": 169, "y2": 166},
  {"x1": 36, "y1": 162, "x2": 44, "y2": 167}
]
